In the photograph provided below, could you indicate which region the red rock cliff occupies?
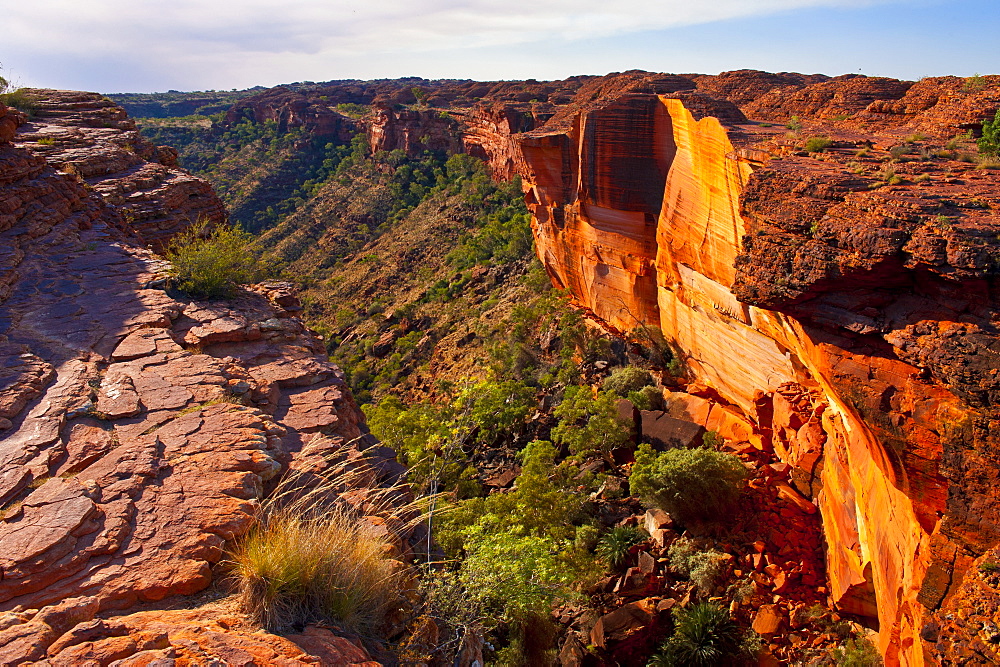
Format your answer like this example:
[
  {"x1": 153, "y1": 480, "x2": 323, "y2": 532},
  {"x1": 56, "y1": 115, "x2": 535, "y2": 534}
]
[
  {"x1": 508, "y1": 71, "x2": 1000, "y2": 664},
  {"x1": 0, "y1": 95, "x2": 401, "y2": 665}
]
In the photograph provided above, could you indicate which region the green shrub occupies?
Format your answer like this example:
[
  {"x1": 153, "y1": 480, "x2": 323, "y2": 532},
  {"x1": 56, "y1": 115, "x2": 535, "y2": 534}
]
[
  {"x1": 166, "y1": 219, "x2": 263, "y2": 298},
  {"x1": 804, "y1": 136, "x2": 832, "y2": 152},
  {"x1": 603, "y1": 366, "x2": 654, "y2": 397},
  {"x1": 551, "y1": 387, "x2": 632, "y2": 459},
  {"x1": 667, "y1": 537, "x2": 728, "y2": 591},
  {"x1": 978, "y1": 108, "x2": 1000, "y2": 156},
  {"x1": 648, "y1": 602, "x2": 743, "y2": 666},
  {"x1": 629, "y1": 444, "x2": 748, "y2": 524},
  {"x1": 786, "y1": 115, "x2": 803, "y2": 132},
  {"x1": 627, "y1": 385, "x2": 663, "y2": 411},
  {"x1": 831, "y1": 636, "x2": 883, "y2": 666},
  {"x1": 596, "y1": 525, "x2": 646, "y2": 568}
]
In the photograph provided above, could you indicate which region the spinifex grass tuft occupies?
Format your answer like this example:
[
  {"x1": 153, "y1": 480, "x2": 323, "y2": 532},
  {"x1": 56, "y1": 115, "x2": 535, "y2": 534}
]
[{"x1": 228, "y1": 449, "x2": 432, "y2": 634}]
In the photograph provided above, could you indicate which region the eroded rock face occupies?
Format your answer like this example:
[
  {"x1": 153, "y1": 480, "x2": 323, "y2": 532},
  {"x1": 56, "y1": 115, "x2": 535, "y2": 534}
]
[
  {"x1": 11, "y1": 90, "x2": 227, "y2": 251},
  {"x1": 0, "y1": 102, "x2": 391, "y2": 665},
  {"x1": 509, "y1": 71, "x2": 1000, "y2": 664}
]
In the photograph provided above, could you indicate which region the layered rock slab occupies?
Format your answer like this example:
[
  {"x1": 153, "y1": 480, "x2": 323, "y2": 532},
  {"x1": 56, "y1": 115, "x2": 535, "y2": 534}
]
[{"x1": 0, "y1": 97, "x2": 389, "y2": 664}]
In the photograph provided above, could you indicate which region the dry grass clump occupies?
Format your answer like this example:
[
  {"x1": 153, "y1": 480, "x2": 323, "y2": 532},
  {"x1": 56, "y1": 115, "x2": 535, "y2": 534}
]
[{"x1": 228, "y1": 461, "x2": 423, "y2": 634}]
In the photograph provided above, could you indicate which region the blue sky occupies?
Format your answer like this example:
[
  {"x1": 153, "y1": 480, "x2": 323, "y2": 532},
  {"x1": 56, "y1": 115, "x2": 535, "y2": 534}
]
[{"x1": 2, "y1": 0, "x2": 997, "y2": 93}]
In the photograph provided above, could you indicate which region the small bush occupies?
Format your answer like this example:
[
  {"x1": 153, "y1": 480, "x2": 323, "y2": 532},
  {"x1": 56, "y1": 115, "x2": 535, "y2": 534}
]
[
  {"x1": 603, "y1": 366, "x2": 654, "y2": 397},
  {"x1": 648, "y1": 602, "x2": 743, "y2": 666},
  {"x1": 804, "y1": 136, "x2": 832, "y2": 152},
  {"x1": 629, "y1": 444, "x2": 748, "y2": 524},
  {"x1": 551, "y1": 387, "x2": 632, "y2": 459},
  {"x1": 976, "y1": 109, "x2": 1000, "y2": 155},
  {"x1": 596, "y1": 525, "x2": 646, "y2": 568},
  {"x1": 667, "y1": 537, "x2": 728, "y2": 592},
  {"x1": 166, "y1": 219, "x2": 263, "y2": 298},
  {"x1": 786, "y1": 115, "x2": 803, "y2": 132},
  {"x1": 229, "y1": 471, "x2": 406, "y2": 633},
  {"x1": 628, "y1": 385, "x2": 663, "y2": 411},
  {"x1": 831, "y1": 636, "x2": 883, "y2": 666}
]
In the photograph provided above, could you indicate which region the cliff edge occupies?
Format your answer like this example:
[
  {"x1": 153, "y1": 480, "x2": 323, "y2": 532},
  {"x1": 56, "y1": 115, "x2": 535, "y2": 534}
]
[{"x1": 0, "y1": 95, "x2": 403, "y2": 665}]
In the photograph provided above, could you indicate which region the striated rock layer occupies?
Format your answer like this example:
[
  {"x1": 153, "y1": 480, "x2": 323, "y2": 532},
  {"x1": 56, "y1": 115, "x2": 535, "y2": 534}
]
[
  {"x1": 0, "y1": 100, "x2": 398, "y2": 665},
  {"x1": 11, "y1": 90, "x2": 227, "y2": 251},
  {"x1": 500, "y1": 72, "x2": 1000, "y2": 664}
]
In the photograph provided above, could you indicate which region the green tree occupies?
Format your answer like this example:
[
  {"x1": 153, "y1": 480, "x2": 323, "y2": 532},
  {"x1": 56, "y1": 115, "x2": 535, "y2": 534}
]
[
  {"x1": 978, "y1": 108, "x2": 1000, "y2": 156},
  {"x1": 629, "y1": 443, "x2": 748, "y2": 524},
  {"x1": 551, "y1": 387, "x2": 631, "y2": 460}
]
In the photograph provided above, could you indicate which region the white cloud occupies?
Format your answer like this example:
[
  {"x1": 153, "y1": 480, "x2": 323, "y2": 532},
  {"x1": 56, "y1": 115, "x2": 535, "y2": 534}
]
[{"x1": 2, "y1": 0, "x2": 893, "y2": 89}]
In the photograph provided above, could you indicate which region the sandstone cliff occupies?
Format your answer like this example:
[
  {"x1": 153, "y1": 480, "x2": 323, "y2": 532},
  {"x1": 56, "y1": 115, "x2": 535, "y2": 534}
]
[
  {"x1": 198, "y1": 72, "x2": 1000, "y2": 662},
  {"x1": 0, "y1": 97, "x2": 402, "y2": 665},
  {"x1": 490, "y1": 72, "x2": 999, "y2": 664},
  {"x1": 10, "y1": 90, "x2": 227, "y2": 251}
]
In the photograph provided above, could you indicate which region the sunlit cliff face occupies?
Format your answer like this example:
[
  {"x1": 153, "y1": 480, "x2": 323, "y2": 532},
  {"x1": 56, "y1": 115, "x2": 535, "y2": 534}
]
[{"x1": 512, "y1": 92, "x2": 993, "y2": 665}]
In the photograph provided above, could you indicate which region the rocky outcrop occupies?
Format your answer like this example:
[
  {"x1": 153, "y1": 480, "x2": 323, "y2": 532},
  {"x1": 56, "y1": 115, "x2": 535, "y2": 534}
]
[
  {"x1": 509, "y1": 71, "x2": 1000, "y2": 664},
  {"x1": 11, "y1": 90, "x2": 226, "y2": 251},
  {"x1": 0, "y1": 95, "x2": 399, "y2": 665}
]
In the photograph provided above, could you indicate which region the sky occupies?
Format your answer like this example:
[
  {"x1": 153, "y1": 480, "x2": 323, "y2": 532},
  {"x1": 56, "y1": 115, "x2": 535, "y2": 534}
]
[{"x1": 2, "y1": 0, "x2": 998, "y2": 93}]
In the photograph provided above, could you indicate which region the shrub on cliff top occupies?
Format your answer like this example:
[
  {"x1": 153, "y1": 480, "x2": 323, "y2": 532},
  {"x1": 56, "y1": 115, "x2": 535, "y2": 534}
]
[
  {"x1": 804, "y1": 136, "x2": 832, "y2": 153},
  {"x1": 629, "y1": 443, "x2": 748, "y2": 525},
  {"x1": 978, "y1": 108, "x2": 1000, "y2": 156},
  {"x1": 166, "y1": 218, "x2": 262, "y2": 298},
  {"x1": 228, "y1": 469, "x2": 410, "y2": 633}
]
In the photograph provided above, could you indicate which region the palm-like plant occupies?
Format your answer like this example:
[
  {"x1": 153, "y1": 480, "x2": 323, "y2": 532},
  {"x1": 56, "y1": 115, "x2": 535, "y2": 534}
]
[
  {"x1": 595, "y1": 525, "x2": 646, "y2": 569},
  {"x1": 648, "y1": 602, "x2": 743, "y2": 666}
]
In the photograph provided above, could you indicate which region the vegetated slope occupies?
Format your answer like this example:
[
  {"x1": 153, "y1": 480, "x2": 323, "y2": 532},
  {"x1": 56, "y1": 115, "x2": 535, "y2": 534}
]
[
  {"x1": 256, "y1": 144, "x2": 546, "y2": 405},
  {"x1": 137, "y1": 116, "x2": 356, "y2": 232},
  {"x1": 109, "y1": 88, "x2": 263, "y2": 118},
  {"x1": 118, "y1": 70, "x2": 1000, "y2": 664}
]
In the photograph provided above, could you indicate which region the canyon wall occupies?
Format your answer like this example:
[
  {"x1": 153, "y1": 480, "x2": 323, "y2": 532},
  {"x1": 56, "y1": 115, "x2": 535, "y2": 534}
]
[{"x1": 506, "y1": 73, "x2": 1000, "y2": 664}]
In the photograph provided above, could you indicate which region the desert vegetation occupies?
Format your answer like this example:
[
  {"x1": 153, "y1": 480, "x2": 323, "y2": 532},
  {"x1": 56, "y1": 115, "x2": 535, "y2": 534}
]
[{"x1": 165, "y1": 218, "x2": 270, "y2": 297}]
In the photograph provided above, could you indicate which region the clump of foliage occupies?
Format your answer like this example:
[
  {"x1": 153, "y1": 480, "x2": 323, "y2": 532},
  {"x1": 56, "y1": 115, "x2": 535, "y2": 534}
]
[
  {"x1": 647, "y1": 602, "x2": 745, "y2": 666},
  {"x1": 978, "y1": 109, "x2": 1000, "y2": 156},
  {"x1": 363, "y1": 379, "x2": 535, "y2": 496},
  {"x1": 603, "y1": 365, "x2": 654, "y2": 397},
  {"x1": 596, "y1": 525, "x2": 647, "y2": 568},
  {"x1": 228, "y1": 470, "x2": 406, "y2": 633},
  {"x1": 786, "y1": 115, "x2": 803, "y2": 132},
  {"x1": 430, "y1": 440, "x2": 596, "y2": 662},
  {"x1": 166, "y1": 219, "x2": 266, "y2": 298},
  {"x1": 0, "y1": 70, "x2": 37, "y2": 115},
  {"x1": 629, "y1": 443, "x2": 748, "y2": 525},
  {"x1": 551, "y1": 387, "x2": 632, "y2": 460},
  {"x1": 831, "y1": 636, "x2": 883, "y2": 666},
  {"x1": 628, "y1": 385, "x2": 664, "y2": 411},
  {"x1": 667, "y1": 537, "x2": 729, "y2": 592},
  {"x1": 979, "y1": 560, "x2": 1000, "y2": 574},
  {"x1": 804, "y1": 136, "x2": 832, "y2": 152}
]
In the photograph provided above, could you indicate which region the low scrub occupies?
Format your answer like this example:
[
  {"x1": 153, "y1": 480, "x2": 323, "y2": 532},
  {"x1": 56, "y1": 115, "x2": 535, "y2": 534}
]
[
  {"x1": 228, "y1": 468, "x2": 410, "y2": 633},
  {"x1": 166, "y1": 219, "x2": 264, "y2": 298},
  {"x1": 629, "y1": 443, "x2": 748, "y2": 525},
  {"x1": 667, "y1": 537, "x2": 729, "y2": 592},
  {"x1": 648, "y1": 602, "x2": 745, "y2": 666},
  {"x1": 603, "y1": 365, "x2": 654, "y2": 397},
  {"x1": 803, "y1": 136, "x2": 832, "y2": 152},
  {"x1": 596, "y1": 525, "x2": 647, "y2": 569}
]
